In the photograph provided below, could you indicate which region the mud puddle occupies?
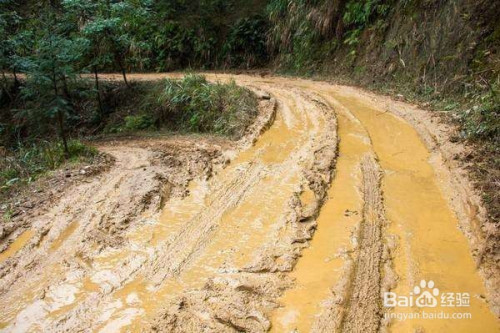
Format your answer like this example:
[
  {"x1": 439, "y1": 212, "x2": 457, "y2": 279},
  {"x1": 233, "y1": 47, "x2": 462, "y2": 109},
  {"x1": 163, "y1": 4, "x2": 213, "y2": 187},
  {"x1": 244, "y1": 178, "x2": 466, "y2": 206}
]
[
  {"x1": 331, "y1": 93, "x2": 498, "y2": 332},
  {"x1": 0, "y1": 79, "x2": 336, "y2": 332},
  {"x1": 0, "y1": 230, "x2": 34, "y2": 263},
  {"x1": 271, "y1": 98, "x2": 371, "y2": 332}
]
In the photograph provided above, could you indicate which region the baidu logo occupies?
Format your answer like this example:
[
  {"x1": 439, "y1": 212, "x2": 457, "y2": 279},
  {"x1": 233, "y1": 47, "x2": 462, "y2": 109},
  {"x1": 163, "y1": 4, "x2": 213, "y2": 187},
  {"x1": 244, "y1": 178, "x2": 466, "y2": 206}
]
[
  {"x1": 383, "y1": 279, "x2": 467, "y2": 308},
  {"x1": 413, "y1": 280, "x2": 439, "y2": 307}
]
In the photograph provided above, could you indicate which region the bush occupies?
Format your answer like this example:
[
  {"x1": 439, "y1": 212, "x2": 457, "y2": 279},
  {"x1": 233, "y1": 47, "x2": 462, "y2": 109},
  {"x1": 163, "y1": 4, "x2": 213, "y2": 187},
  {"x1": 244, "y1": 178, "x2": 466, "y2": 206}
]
[
  {"x1": 222, "y1": 16, "x2": 269, "y2": 68},
  {"x1": 124, "y1": 114, "x2": 155, "y2": 131},
  {"x1": 144, "y1": 74, "x2": 258, "y2": 138}
]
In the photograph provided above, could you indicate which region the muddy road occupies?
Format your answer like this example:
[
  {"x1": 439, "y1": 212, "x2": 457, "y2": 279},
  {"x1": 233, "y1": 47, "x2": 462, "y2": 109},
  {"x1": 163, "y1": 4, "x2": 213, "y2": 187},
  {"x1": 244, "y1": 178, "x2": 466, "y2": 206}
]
[{"x1": 0, "y1": 74, "x2": 498, "y2": 332}]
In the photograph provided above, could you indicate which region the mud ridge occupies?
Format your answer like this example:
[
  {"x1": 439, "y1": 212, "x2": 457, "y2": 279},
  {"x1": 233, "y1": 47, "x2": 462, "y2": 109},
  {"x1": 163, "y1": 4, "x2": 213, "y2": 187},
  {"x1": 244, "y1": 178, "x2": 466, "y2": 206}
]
[
  {"x1": 0, "y1": 95, "x2": 277, "y2": 331},
  {"x1": 340, "y1": 154, "x2": 385, "y2": 332},
  {"x1": 247, "y1": 93, "x2": 338, "y2": 274},
  {"x1": 147, "y1": 162, "x2": 264, "y2": 284},
  {"x1": 309, "y1": 153, "x2": 393, "y2": 333}
]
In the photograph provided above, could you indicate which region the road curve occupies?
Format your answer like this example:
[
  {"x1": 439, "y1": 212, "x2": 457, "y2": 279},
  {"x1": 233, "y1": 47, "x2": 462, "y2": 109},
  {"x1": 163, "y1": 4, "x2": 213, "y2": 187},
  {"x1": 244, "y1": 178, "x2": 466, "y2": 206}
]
[{"x1": 0, "y1": 74, "x2": 497, "y2": 332}]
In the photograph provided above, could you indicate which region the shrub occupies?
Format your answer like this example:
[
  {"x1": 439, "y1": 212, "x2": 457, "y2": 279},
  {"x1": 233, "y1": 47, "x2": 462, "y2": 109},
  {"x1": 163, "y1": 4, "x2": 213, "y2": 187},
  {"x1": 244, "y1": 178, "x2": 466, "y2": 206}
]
[
  {"x1": 124, "y1": 114, "x2": 155, "y2": 131},
  {"x1": 0, "y1": 140, "x2": 97, "y2": 192},
  {"x1": 222, "y1": 16, "x2": 269, "y2": 68},
  {"x1": 145, "y1": 74, "x2": 258, "y2": 138},
  {"x1": 459, "y1": 84, "x2": 500, "y2": 141}
]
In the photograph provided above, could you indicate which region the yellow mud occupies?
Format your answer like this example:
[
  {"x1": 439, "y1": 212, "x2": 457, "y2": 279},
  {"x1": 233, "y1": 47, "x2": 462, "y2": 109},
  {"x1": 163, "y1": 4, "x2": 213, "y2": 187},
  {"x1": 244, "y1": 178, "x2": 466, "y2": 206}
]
[
  {"x1": 269, "y1": 84, "x2": 498, "y2": 332},
  {"x1": 46, "y1": 85, "x2": 323, "y2": 332},
  {"x1": 333, "y1": 93, "x2": 498, "y2": 332},
  {"x1": 271, "y1": 98, "x2": 369, "y2": 332},
  {"x1": 0, "y1": 230, "x2": 33, "y2": 263},
  {"x1": 50, "y1": 222, "x2": 79, "y2": 251},
  {"x1": 0, "y1": 75, "x2": 497, "y2": 332}
]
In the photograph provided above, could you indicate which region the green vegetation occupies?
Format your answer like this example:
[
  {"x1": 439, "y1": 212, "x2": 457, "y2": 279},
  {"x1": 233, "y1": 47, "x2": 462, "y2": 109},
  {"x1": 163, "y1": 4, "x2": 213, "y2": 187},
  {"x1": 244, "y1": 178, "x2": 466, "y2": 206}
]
[
  {"x1": 0, "y1": 0, "x2": 265, "y2": 155},
  {"x1": 264, "y1": 0, "x2": 499, "y2": 220},
  {"x1": 147, "y1": 75, "x2": 258, "y2": 137},
  {"x1": 1, "y1": 140, "x2": 97, "y2": 193},
  {"x1": 104, "y1": 75, "x2": 258, "y2": 138},
  {"x1": 266, "y1": 0, "x2": 391, "y2": 72},
  {"x1": 459, "y1": 83, "x2": 500, "y2": 142},
  {"x1": 122, "y1": 115, "x2": 156, "y2": 132},
  {"x1": 0, "y1": 0, "x2": 268, "y2": 79},
  {"x1": 457, "y1": 84, "x2": 500, "y2": 219}
]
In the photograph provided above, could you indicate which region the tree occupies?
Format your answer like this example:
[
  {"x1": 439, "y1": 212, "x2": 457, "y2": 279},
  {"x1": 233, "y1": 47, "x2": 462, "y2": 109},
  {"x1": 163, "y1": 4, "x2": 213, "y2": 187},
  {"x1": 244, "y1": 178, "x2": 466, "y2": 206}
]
[
  {"x1": 89, "y1": 0, "x2": 151, "y2": 87},
  {"x1": 0, "y1": 2, "x2": 25, "y2": 97},
  {"x1": 0, "y1": 11, "x2": 13, "y2": 98},
  {"x1": 18, "y1": 3, "x2": 86, "y2": 157},
  {"x1": 63, "y1": 0, "x2": 106, "y2": 116}
]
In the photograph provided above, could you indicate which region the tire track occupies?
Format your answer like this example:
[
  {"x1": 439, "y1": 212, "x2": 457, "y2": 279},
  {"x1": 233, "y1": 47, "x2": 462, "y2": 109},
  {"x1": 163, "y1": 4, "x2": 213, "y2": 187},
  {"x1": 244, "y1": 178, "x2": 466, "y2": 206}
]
[
  {"x1": 147, "y1": 162, "x2": 264, "y2": 284},
  {"x1": 269, "y1": 79, "x2": 497, "y2": 333},
  {"x1": 341, "y1": 154, "x2": 385, "y2": 333},
  {"x1": 0, "y1": 73, "x2": 497, "y2": 332},
  {"x1": 28, "y1": 84, "x2": 336, "y2": 332}
]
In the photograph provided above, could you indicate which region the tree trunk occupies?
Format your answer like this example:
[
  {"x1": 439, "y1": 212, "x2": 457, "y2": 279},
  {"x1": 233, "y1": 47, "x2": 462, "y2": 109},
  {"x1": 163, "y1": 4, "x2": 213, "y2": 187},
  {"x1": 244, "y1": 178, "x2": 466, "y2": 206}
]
[
  {"x1": 94, "y1": 66, "x2": 104, "y2": 117},
  {"x1": 62, "y1": 75, "x2": 70, "y2": 98},
  {"x1": 13, "y1": 67, "x2": 19, "y2": 85},
  {"x1": 47, "y1": 3, "x2": 69, "y2": 158},
  {"x1": 103, "y1": 0, "x2": 129, "y2": 89},
  {"x1": 121, "y1": 66, "x2": 129, "y2": 88},
  {"x1": 57, "y1": 108, "x2": 70, "y2": 158},
  {"x1": 117, "y1": 56, "x2": 130, "y2": 88},
  {"x1": 52, "y1": 74, "x2": 69, "y2": 158}
]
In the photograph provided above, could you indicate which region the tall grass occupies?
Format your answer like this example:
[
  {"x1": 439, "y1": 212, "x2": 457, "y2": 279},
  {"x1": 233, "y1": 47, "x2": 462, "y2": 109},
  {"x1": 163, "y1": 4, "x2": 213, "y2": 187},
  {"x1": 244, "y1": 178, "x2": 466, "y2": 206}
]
[
  {"x1": 0, "y1": 140, "x2": 97, "y2": 192},
  {"x1": 144, "y1": 74, "x2": 258, "y2": 138}
]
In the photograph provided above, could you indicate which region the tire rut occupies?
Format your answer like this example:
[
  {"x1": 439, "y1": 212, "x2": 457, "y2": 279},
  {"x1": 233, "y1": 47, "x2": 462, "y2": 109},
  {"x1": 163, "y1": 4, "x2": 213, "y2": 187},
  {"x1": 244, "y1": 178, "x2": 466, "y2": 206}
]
[
  {"x1": 147, "y1": 162, "x2": 263, "y2": 284},
  {"x1": 0, "y1": 74, "x2": 497, "y2": 333},
  {"x1": 341, "y1": 154, "x2": 385, "y2": 333}
]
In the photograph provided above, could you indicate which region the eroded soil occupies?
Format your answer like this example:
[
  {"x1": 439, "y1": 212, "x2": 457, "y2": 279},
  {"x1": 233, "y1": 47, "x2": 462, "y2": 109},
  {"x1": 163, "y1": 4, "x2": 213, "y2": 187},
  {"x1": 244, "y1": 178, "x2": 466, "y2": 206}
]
[{"x1": 0, "y1": 74, "x2": 498, "y2": 332}]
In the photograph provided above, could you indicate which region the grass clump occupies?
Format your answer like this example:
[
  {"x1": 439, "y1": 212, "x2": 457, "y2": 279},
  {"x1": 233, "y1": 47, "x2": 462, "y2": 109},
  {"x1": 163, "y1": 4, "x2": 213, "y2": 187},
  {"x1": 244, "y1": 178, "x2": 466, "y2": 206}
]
[
  {"x1": 0, "y1": 140, "x2": 97, "y2": 193},
  {"x1": 105, "y1": 114, "x2": 156, "y2": 133},
  {"x1": 145, "y1": 74, "x2": 258, "y2": 138},
  {"x1": 123, "y1": 115, "x2": 156, "y2": 132}
]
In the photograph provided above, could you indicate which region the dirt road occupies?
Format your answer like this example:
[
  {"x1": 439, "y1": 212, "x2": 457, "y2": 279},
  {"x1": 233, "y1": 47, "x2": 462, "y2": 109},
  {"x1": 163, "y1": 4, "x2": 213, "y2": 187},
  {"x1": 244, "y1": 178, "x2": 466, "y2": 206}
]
[{"x1": 0, "y1": 74, "x2": 498, "y2": 332}]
